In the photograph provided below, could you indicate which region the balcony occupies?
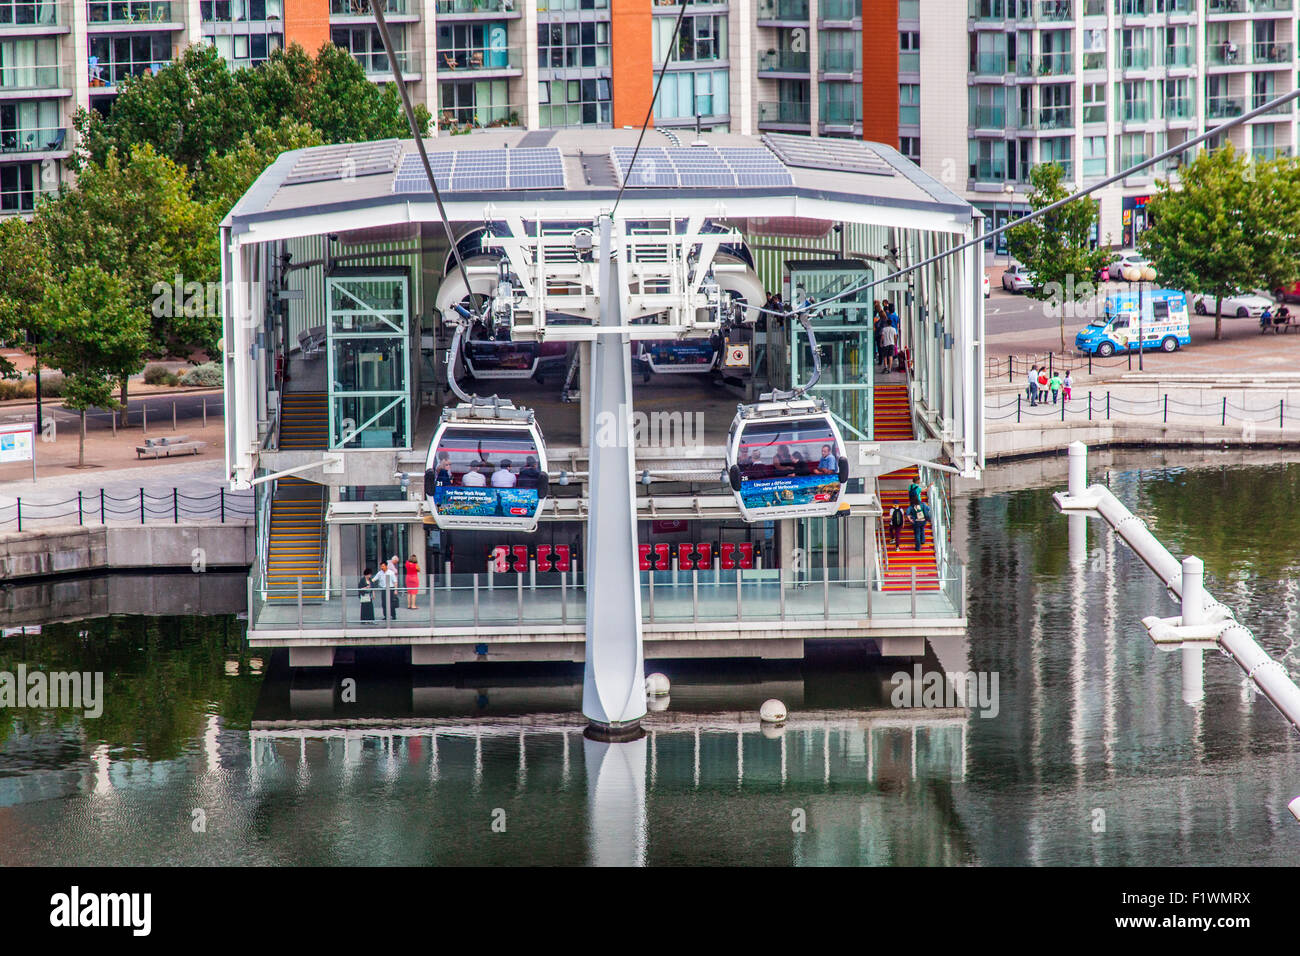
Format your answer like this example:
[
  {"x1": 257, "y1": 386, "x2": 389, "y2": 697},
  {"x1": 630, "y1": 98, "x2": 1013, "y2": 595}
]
[
  {"x1": 1121, "y1": 99, "x2": 1150, "y2": 121},
  {"x1": 821, "y1": 100, "x2": 861, "y2": 124},
  {"x1": 972, "y1": 51, "x2": 1008, "y2": 74},
  {"x1": 1207, "y1": 97, "x2": 1244, "y2": 118},
  {"x1": 969, "y1": 0, "x2": 1008, "y2": 17},
  {"x1": 1163, "y1": 44, "x2": 1193, "y2": 66},
  {"x1": 819, "y1": 49, "x2": 859, "y2": 73},
  {"x1": 1161, "y1": 0, "x2": 1196, "y2": 12},
  {"x1": 1206, "y1": 43, "x2": 1245, "y2": 65},
  {"x1": 1164, "y1": 95, "x2": 1193, "y2": 118},
  {"x1": 1251, "y1": 94, "x2": 1291, "y2": 114},
  {"x1": 821, "y1": 0, "x2": 859, "y2": 19},
  {"x1": 1252, "y1": 144, "x2": 1293, "y2": 159},
  {"x1": 0, "y1": 180, "x2": 57, "y2": 215},
  {"x1": 758, "y1": 50, "x2": 810, "y2": 73},
  {"x1": 971, "y1": 105, "x2": 1006, "y2": 128},
  {"x1": 436, "y1": 46, "x2": 520, "y2": 73},
  {"x1": 1115, "y1": 0, "x2": 1153, "y2": 12},
  {"x1": 1018, "y1": 52, "x2": 1071, "y2": 76},
  {"x1": 430, "y1": 0, "x2": 517, "y2": 14},
  {"x1": 0, "y1": 125, "x2": 66, "y2": 154},
  {"x1": 437, "y1": 102, "x2": 523, "y2": 130},
  {"x1": 333, "y1": 0, "x2": 413, "y2": 13},
  {"x1": 1206, "y1": 0, "x2": 1245, "y2": 10},
  {"x1": 756, "y1": 0, "x2": 809, "y2": 19},
  {"x1": 758, "y1": 99, "x2": 810, "y2": 125},
  {"x1": 1037, "y1": 0, "x2": 1072, "y2": 18},
  {"x1": 0, "y1": 1, "x2": 63, "y2": 29},
  {"x1": 87, "y1": 1, "x2": 175, "y2": 23},
  {"x1": 1252, "y1": 0, "x2": 1292, "y2": 10},
  {"x1": 1120, "y1": 47, "x2": 1150, "y2": 68},
  {"x1": 1027, "y1": 106, "x2": 1073, "y2": 129},
  {"x1": 0, "y1": 63, "x2": 63, "y2": 92},
  {"x1": 1253, "y1": 42, "x2": 1292, "y2": 64},
  {"x1": 969, "y1": 159, "x2": 1008, "y2": 183}
]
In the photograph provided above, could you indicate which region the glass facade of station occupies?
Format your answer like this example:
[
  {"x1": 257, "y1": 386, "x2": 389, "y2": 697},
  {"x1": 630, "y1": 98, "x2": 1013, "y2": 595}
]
[
  {"x1": 326, "y1": 273, "x2": 411, "y2": 449},
  {"x1": 788, "y1": 261, "x2": 874, "y2": 440}
]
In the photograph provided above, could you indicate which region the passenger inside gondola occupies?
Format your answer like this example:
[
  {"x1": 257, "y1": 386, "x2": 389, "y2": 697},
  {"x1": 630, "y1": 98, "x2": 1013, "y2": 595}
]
[{"x1": 517, "y1": 456, "x2": 543, "y2": 488}]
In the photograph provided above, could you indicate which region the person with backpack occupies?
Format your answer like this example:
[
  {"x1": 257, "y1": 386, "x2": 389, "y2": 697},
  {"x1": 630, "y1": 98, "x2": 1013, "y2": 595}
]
[
  {"x1": 1047, "y1": 370, "x2": 1063, "y2": 404},
  {"x1": 1027, "y1": 365, "x2": 1039, "y2": 406},
  {"x1": 889, "y1": 504, "x2": 906, "y2": 550},
  {"x1": 908, "y1": 500, "x2": 931, "y2": 552},
  {"x1": 907, "y1": 479, "x2": 923, "y2": 507}
]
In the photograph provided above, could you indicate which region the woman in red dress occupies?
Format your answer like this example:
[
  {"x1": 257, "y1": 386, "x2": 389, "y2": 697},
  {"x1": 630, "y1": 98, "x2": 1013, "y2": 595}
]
[{"x1": 405, "y1": 555, "x2": 421, "y2": 609}]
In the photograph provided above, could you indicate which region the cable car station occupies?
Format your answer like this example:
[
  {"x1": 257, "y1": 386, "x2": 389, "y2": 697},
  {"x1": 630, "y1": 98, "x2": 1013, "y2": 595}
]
[{"x1": 221, "y1": 127, "x2": 986, "y2": 736}]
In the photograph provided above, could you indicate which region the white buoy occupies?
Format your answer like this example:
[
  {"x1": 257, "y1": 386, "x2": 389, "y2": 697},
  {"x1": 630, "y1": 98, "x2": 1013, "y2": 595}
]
[
  {"x1": 647, "y1": 694, "x2": 670, "y2": 713},
  {"x1": 759, "y1": 699, "x2": 787, "y2": 723},
  {"x1": 1289, "y1": 795, "x2": 1300, "y2": 823},
  {"x1": 645, "y1": 673, "x2": 671, "y2": 697},
  {"x1": 760, "y1": 721, "x2": 785, "y2": 740}
]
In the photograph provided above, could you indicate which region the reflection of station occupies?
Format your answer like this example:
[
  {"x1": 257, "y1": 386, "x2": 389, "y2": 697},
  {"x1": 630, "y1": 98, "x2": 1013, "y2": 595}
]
[{"x1": 221, "y1": 128, "x2": 985, "y2": 735}]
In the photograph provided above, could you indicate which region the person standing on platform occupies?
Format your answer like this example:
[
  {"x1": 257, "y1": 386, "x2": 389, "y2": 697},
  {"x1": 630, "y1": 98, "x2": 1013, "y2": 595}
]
[
  {"x1": 1027, "y1": 365, "x2": 1039, "y2": 406},
  {"x1": 405, "y1": 554, "x2": 420, "y2": 610},
  {"x1": 880, "y1": 321, "x2": 899, "y2": 372},
  {"x1": 359, "y1": 568, "x2": 376, "y2": 623}
]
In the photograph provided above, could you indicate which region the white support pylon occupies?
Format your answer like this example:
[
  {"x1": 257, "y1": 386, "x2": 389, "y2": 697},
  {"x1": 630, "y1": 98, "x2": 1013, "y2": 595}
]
[{"x1": 581, "y1": 214, "x2": 647, "y2": 739}]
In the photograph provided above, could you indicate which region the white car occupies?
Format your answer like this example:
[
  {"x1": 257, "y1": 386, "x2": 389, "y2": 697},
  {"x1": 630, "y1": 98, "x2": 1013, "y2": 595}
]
[
  {"x1": 983, "y1": 273, "x2": 990, "y2": 298},
  {"x1": 1107, "y1": 251, "x2": 1151, "y2": 280},
  {"x1": 1001, "y1": 264, "x2": 1037, "y2": 293},
  {"x1": 1191, "y1": 290, "x2": 1274, "y2": 318}
]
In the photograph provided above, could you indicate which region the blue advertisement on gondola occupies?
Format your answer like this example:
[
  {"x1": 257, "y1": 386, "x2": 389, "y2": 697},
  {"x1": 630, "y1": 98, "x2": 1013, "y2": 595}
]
[
  {"x1": 435, "y1": 486, "x2": 539, "y2": 518},
  {"x1": 739, "y1": 474, "x2": 840, "y2": 510}
]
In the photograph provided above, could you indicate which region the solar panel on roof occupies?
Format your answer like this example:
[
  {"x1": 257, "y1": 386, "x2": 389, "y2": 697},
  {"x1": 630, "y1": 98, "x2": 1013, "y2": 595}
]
[
  {"x1": 612, "y1": 145, "x2": 793, "y2": 189},
  {"x1": 390, "y1": 147, "x2": 565, "y2": 193},
  {"x1": 285, "y1": 140, "x2": 402, "y2": 186},
  {"x1": 760, "y1": 133, "x2": 895, "y2": 177}
]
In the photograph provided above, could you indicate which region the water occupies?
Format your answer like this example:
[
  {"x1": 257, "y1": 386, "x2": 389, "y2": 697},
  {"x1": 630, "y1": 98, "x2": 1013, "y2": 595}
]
[{"x1": 2, "y1": 455, "x2": 1299, "y2": 865}]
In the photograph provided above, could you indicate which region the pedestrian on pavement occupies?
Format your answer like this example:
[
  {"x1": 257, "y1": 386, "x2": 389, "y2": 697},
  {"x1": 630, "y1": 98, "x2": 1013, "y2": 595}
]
[
  {"x1": 879, "y1": 322, "x2": 899, "y2": 371},
  {"x1": 1027, "y1": 365, "x2": 1039, "y2": 406},
  {"x1": 889, "y1": 504, "x2": 906, "y2": 550},
  {"x1": 885, "y1": 301, "x2": 900, "y2": 329},
  {"x1": 1048, "y1": 371, "x2": 1063, "y2": 404},
  {"x1": 359, "y1": 568, "x2": 376, "y2": 623},
  {"x1": 908, "y1": 500, "x2": 931, "y2": 552},
  {"x1": 1062, "y1": 371, "x2": 1073, "y2": 402},
  {"x1": 908, "y1": 479, "x2": 923, "y2": 507}
]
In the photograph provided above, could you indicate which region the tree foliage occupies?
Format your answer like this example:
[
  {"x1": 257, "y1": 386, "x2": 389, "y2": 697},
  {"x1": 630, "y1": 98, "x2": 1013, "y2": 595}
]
[
  {"x1": 1005, "y1": 162, "x2": 1110, "y2": 351},
  {"x1": 1139, "y1": 146, "x2": 1300, "y2": 339},
  {"x1": 194, "y1": 117, "x2": 324, "y2": 217},
  {"x1": 0, "y1": 217, "x2": 50, "y2": 378}
]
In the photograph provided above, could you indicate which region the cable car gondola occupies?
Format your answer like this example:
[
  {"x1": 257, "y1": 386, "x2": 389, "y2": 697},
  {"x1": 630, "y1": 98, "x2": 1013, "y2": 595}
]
[
  {"x1": 636, "y1": 338, "x2": 719, "y2": 375},
  {"x1": 425, "y1": 404, "x2": 550, "y2": 532},
  {"x1": 726, "y1": 398, "x2": 848, "y2": 521}
]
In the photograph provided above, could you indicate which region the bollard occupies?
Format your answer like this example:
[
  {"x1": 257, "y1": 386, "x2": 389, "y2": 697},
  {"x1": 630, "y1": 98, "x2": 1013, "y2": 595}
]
[
  {"x1": 173, "y1": 400, "x2": 177, "y2": 431},
  {"x1": 142, "y1": 402, "x2": 147, "y2": 435},
  {"x1": 1008, "y1": 358, "x2": 1013, "y2": 384},
  {"x1": 1067, "y1": 440, "x2": 1088, "y2": 496},
  {"x1": 1017, "y1": 394, "x2": 1021, "y2": 423},
  {"x1": 1181, "y1": 556, "x2": 1206, "y2": 704},
  {"x1": 1060, "y1": 396, "x2": 1065, "y2": 421},
  {"x1": 445, "y1": 559, "x2": 452, "y2": 589},
  {"x1": 1088, "y1": 351, "x2": 1092, "y2": 375},
  {"x1": 203, "y1": 397, "x2": 207, "y2": 429},
  {"x1": 78, "y1": 492, "x2": 83, "y2": 526},
  {"x1": 1222, "y1": 396, "x2": 1227, "y2": 427}
]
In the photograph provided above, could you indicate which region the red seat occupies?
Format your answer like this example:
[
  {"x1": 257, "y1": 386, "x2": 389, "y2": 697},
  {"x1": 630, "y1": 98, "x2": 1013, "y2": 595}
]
[
  {"x1": 490, "y1": 546, "x2": 509, "y2": 573},
  {"x1": 511, "y1": 545, "x2": 529, "y2": 572},
  {"x1": 553, "y1": 545, "x2": 571, "y2": 572},
  {"x1": 653, "y1": 543, "x2": 670, "y2": 570},
  {"x1": 719, "y1": 542, "x2": 736, "y2": 570},
  {"x1": 638, "y1": 544, "x2": 651, "y2": 571},
  {"x1": 536, "y1": 545, "x2": 553, "y2": 572},
  {"x1": 677, "y1": 543, "x2": 696, "y2": 570},
  {"x1": 696, "y1": 542, "x2": 712, "y2": 570},
  {"x1": 737, "y1": 542, "x2": 754, "y2": 569}
]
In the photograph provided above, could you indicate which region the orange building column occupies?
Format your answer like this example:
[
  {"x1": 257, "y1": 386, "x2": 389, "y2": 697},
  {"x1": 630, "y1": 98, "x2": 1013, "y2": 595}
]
[
  {"x1": 611, "y1": 0, "x2": 654, "y2": 127},
  {"x1": 284, "y1": 0, "x2": 332, "y2": 55},
  {"x1": 862, "y1": 0, "x2": 898, "y2": 143}
]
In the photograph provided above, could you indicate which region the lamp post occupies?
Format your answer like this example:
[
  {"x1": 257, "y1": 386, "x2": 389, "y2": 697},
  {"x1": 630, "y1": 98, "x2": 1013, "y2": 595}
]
[
  {"x1": 1001, "y1": 182, "x2": 1015, "y2": 267},
  {"x1": 1122, "y1": 263, "x2": 1157, "y2": 371}
]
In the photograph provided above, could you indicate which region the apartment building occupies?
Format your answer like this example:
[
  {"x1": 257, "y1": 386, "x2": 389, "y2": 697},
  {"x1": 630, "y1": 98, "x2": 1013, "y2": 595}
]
[{"x1": 913, "y1": 0, "x2": 1300, "y2": 250}]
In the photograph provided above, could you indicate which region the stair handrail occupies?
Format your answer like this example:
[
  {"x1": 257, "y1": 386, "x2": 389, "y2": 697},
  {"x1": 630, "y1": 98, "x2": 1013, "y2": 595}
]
[
  {"x1": 873, "y1": 476, "x2": 889, "y2": 580},
  {"x1": 317, "y1": 490, "x2": 330, "y2": 599},
  {"x1": 256, "y1": 478, "x2": 275, "y2": 600}
]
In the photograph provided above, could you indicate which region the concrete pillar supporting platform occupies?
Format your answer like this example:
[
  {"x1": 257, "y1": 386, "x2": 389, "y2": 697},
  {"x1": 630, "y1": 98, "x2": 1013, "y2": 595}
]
[
  {"x1": 876, "y1": 636, "x2": 927, "y2": 657},
  {"x1": 288, "y1": 646, "x2": 337, "y2": 668}
]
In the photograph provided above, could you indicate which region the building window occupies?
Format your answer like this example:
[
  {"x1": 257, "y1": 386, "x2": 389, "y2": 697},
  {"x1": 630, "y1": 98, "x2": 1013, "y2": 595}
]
[
  {"x1": 899, "y1": 30, "x2": 919, "y2": 72},
  {"x1": 537, "y1": 19, "x2": 610, "y2": 69},
  {"x1": 335, "y1": 25, "x2": 412, "y2": 74},
  {"x1": 1040, "y1": 136, "x2": 1072, "y2": 178},
  {"x1": 899, "y1": 136, "x2": 920, "y2": 162},
  {"x1": 1082, "y1": 135, "x2": 1106, "y2": 177},
  {"x1": 653, "y1": 13, "x2": 726, "y2": 64},
  {"x1": 0, "y1": 160, "x2": 50, "y2": 213},
  {"x1": 899, "y1": 83, "x2": 919, "y2": 125},
  {"x1": 1082, "y1": 83, "x2": 1105, "y2": 123},
  {"x1": 821, "y1": 80, "x2": 859, "y2": 125},
  {"x1": 539, "y1": 77, "x2": 611, "y2": 126},
  {"x1": 969, "y1": 138, "x2": 1007, "y2": 182},
  {"x1": 439, "y1": 80, "x2": 514, "y2": 128},
  {"x1": 653, "y1": 68, "x2": 728, "y2": 121},
  {"x1": 199, "y1": 0, "x2": 283, "y2": 20},
  {"x1": 88, "y1": 33, "x2": 173, "y2": 87}
]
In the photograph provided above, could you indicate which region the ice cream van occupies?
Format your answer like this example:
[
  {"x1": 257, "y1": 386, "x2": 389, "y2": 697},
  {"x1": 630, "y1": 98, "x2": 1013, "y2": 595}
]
[{"x1": 1074, "y1": 289, "x2": 1190, "y2": 357}]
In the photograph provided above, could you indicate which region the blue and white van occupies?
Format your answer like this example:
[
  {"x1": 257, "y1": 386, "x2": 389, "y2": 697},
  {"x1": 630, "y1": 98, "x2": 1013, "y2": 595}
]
[{"x1": 1075, "y1": 289, "x2": 1190, "y2": 357}]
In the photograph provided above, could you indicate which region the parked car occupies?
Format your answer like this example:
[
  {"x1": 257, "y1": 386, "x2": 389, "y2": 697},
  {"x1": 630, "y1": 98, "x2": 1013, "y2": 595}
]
[
  {"x1": 983, "y1": 273, "x2": 990, "y2": 298},
  {"x1": 1273, "y1": 281, "x2": 1300, "y2": 304},
  {"x1": 1105, "y1": 251, "x2": 1151, "y2": 282},
  {"x1": 1190, "y1": 290, "x2": 1274, "y2": 318},
  {"x1": 1001, "y1": 264, "x2": 1037, "y2": 293}
]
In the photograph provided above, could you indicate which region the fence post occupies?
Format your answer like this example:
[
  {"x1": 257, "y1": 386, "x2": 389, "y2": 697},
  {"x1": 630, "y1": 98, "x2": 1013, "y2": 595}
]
[
  {"x1": 1107, "y1": 392, "x2": 1111, "y2": 420},
  {"x1": 1281, "y1": 399, "x2": 1286, "y2": 428},
  {"x1": 100, "y1": 489, "x2": 105, "y2": 524},
  {"x1": 139, "y1": 488, "x2": 145, "y2": 524},
  {"x1": 1049, "y1": 352, "x2": 1053, "y2": 376},
  {"x1": 1222, "y1": 396, "x2": 1227, "y2": 427},
  {"x1": 1127, "y1": 350, "x2": 1132, "y2": 370},
  {"x1": 1088, "y1": 391, "x2": 1093, "y2": 421},
  {"x1": 173, "y1": 488, "x2": 178, "y2": 524},
  {"x1": 1017, "y1": 394, "x2": 1022, "y2": 424},
  {"x1": 1060, "y1": 396, "x2": 1065, "y2": 421},
  {"x1": 1008, "y1": 357, "x2": 1013, "y2": 384},
  {"x1": 78, "y1": 492, "x2": 83, "y2": 526},
  {"x1": 1163, "y1": 394, "x2": 1168, "y2": 424},
  {"x1": 220, "y1": 488, "x2": 225, "y2": 523},
  {"x1": 15, "y1": 498, "x2": 20, "y2": 533},
  {"x1": 1088, "y1": 351, "x2": 1092, "y2": 375}
]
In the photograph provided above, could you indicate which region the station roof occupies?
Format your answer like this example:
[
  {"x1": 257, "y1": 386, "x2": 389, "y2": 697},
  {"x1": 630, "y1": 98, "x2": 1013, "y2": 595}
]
[{"x1": 226, "y1": 127, "x2": 973, "y2": 235}]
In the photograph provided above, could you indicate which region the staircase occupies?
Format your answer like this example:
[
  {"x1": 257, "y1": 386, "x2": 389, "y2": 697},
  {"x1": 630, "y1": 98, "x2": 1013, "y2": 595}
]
[
  {"x1": 279, "y1": 391, "x2": 328, "y2": 450},
  {"x1": 874, "y1": 383, "x2": 939, "y2": 592},
  {"x1": 265, "y1": 477, "x2": 327, "y2": 602}
]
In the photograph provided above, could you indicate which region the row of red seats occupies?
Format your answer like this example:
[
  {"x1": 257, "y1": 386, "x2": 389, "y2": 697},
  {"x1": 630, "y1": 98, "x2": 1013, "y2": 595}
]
[
  {"x1": 489, "y1": 544, "x2": 572, "y2": 573},
  {"x1": 638, "y1": 542, "x2": 755, "y2": 571}
]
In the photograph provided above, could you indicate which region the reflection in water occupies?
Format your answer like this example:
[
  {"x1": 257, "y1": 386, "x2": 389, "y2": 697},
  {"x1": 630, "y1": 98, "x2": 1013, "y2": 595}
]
[{"x1": 1, "y1": 457, "x2": 1299, "y2": 864}]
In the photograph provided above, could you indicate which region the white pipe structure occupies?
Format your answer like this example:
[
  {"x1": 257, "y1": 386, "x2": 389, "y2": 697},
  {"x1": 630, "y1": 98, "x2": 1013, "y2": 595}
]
[{"x1": 1054, "y1": 441, "x2": 1300, "y2": 817}]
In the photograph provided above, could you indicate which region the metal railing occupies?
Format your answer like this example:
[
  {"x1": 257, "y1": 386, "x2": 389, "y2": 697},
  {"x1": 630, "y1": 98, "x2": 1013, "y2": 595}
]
[
  {"x1": 0, "y1": 63, "x2": 63, "y2": 90},
  {"x1": 432, "y1": 0, "x2": 515, "y2": 12},
  {"x1": 86, "y1": 0, "x2": 174, "y2": 23},
  {"x1": 988, "y1": 389, "x2": 1292, "y2": 428},
  {"x1": 758, "y1": 100, "x2": 810, "y2": 125},
  {"x1": 0, "y1": 126, "x2": 66, "y2": 155},
  {"x1": 0, "y1": 487, "x2": 252, "y2": 531},
  {"x1": 757, "y1": 0, "x2": 809, "y2": 18},
  {"x1": 758, "y1": 50, "x2": 810, "y2": 72},
  {"x1": 0, "y1": 0, "x2": 63, "y2": 28},
  {"x1": 435, "y1": 46, "x2": 520, "y2": 71}
]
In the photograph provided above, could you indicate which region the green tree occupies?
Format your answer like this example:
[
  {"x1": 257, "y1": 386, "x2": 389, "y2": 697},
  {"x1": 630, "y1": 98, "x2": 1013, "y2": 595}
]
[
  {"x1": 194, "y1": 117, "x2": 324, "y2": 214},
  {"x1": 41, "y1": 268, "x2": 148, "y2": 466},
  {"x1": 1005, "y1": 163, "x2": 1110, "y2": 351},
  {"x1": 0, "y1": 217, "x2": 50, "y2": 379},
  {"x1": 1139, "y1": 146, "x2": 1300, "y2": 339}
]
